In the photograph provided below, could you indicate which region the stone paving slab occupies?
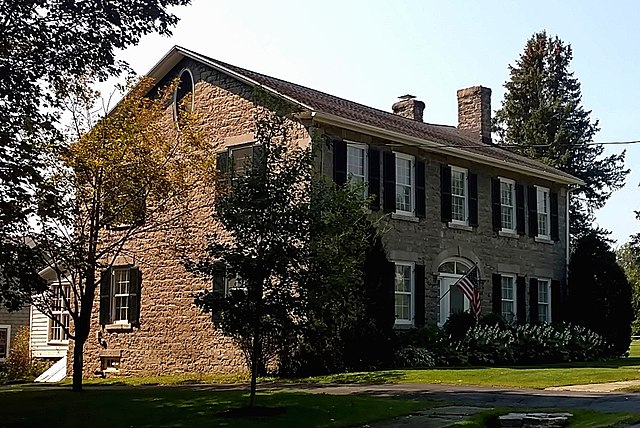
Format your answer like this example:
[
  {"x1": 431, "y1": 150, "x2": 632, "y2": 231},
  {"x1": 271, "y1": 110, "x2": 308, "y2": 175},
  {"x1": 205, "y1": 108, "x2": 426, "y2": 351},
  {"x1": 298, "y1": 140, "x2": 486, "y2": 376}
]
[
  {"x1": 545, "y1": 380, "x2": 640, "y2": 393},
  {"x1": 367, "y1": 406, "x2": 488, "y2": 428}
]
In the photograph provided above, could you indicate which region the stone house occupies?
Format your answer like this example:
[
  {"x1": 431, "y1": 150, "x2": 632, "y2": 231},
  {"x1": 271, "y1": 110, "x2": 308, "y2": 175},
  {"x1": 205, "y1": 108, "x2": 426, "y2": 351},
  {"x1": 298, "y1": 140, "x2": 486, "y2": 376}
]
[{"x1": 78, "y1": 46, "x2": 581, "y2": 377}]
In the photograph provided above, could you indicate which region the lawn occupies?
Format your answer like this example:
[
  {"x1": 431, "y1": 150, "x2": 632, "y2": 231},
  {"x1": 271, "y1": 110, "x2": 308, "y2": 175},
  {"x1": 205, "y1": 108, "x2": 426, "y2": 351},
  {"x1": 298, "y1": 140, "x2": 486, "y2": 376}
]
[
  {"x1": 303, "y1": 341, "x2": 640, "y2": 389},
  {"x1": 0, "y1": 387, "x2": 434, "y2": 428}
]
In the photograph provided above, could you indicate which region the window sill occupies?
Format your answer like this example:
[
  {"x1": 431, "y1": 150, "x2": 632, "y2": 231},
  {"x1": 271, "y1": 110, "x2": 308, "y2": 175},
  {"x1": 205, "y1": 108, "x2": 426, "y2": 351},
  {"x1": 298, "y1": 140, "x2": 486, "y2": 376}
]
[
  {"x1": 47, "y1": 340, "x2": 69, "y2": 346},
  {"x1": 105, "y1": 323, "x2": 133, "y2": 332},
  {"x1": 393, "y1": 322, "x2": 414, "y2": 330},
  {"x1": 447, "y1": 222, "x2": 473, "y2": 231},
  {"x1": 391, "y1": 213, "x2": 419, "y2": 222},
  {"x1": 535, "y1": 236, "x2": 554, "y2": 244},
  {"x1": 498, "y1": 230, "x2": 519, "y2": 239}
]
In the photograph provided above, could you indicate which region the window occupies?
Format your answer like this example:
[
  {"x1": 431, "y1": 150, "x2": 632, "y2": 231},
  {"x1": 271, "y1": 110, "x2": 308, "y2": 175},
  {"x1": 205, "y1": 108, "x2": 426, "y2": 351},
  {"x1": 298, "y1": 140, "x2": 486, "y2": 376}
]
[
  {"x1": 537, "y1": 186, "x2": 550, "y2": 239},
  {"x1": 394, "y1": 262, "x2": 414, "y2": 325},
  {"x1": 500, "y1": 178, "x2": 516, "y2": 232},
  {"x1": 101, "y1": 356, "x2": 121, "y2": 372},
  {"x1": 451, "y1": 167, "x2": 468, "y2": 224},
  {"x1": 438, "y1": 259, "x2": 472, "y2": 327},
  {"x1": 346, "y1": 143, "x2": 367, "y2": 194},
  {"x1": 538, "y1": 279, "x2": 551, "y2": 322},
  {"x1": 395, "y1": 153, "x2": 414, "y2": 215},
  {"x1": 0, "y1": 325, "x2": 9, "y2": 361},
  {"x1": 49, "y1": 283, "x2": 70, "y2": 342},
  {"x1": 100, "y1": 266, "x2": 141, "y2": 327},
  {"x1": 173, "y1": 68, "x2": 195, "y2": 122},
  {"x1": 226, "y1": 144, "x2": 263, "y2": 178},
  {"x1": 112, "y1": 269, "x2": 131, "y2": 324},
  {"x1": 501, "y1": 275, "x2": 516, "y2": 322}
]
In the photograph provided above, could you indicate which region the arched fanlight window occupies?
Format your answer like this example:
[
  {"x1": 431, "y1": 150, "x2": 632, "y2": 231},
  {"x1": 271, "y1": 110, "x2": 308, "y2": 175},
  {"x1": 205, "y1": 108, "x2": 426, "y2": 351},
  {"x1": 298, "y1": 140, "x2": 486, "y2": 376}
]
[{"x1": 173, "y1": 68, "x2": 194, "y2": 123}]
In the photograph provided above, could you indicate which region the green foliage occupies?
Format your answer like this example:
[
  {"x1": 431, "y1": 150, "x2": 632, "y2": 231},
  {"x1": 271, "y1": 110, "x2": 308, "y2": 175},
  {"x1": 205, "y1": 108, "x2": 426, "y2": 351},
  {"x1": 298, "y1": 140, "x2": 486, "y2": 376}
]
[
  {"x1": 393, "y1": 346, "x2": 436, "y2": 369},
  {"x1": 0, "y1": 326, "x2": 47, "y2": 384},
  {"x1": 0, "y1": 0, "x2": 190, "y2": 306},
  {"x1": 618, "y1": 241, "x2": 640, "y2": 336},
  {"x1": 567, "y1": 231, "x2": 633, "y2": 355},
  {"x1": 493, "y1": 31, "x2": 628, "y2": 238},
  {"x1": 443, "y1": 311, "x2": 477, "y2": 340},
  {"x1": 397, "y1": 321, "x2": 615, "y2": 367}
]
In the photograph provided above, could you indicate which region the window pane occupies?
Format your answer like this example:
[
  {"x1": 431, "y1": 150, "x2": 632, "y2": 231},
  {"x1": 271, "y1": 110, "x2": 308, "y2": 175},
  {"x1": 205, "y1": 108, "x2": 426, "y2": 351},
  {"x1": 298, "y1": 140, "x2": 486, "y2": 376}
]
[
  {"x1": 452, "y1": 195, "x2": 465, "y2": 221},
  {"x1": 347, "y1": 146, "x2": 365, "y2": 178},
  {"x1": 395, "y1": 157, "x2": 413, "y2": 212},
  {"x1": 396, "y1": 158, "x2": 411, "y2": 186},
  {"x1": 395, "y1": 294, "x2": 410, "y2": 321},
  {"x1": 0, "y1": 328, "x2": 7, "y2": 358},
  {"x1": 451, "y1": 171, "x2": 465, "y2": 196},
  {"x1": 395, "y1": 265, "x2": 411, "y2": 292},
  {"x1": 438, "y1": 262, "x2": 455, "y2": 274}
]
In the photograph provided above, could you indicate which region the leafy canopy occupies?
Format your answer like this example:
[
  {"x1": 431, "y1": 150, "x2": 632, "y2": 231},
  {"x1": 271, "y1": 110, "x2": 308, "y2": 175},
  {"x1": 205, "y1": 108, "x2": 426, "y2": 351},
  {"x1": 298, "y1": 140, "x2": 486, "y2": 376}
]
[{"x1": 493, "y1": 31, "x2": 629, "y2": 238}]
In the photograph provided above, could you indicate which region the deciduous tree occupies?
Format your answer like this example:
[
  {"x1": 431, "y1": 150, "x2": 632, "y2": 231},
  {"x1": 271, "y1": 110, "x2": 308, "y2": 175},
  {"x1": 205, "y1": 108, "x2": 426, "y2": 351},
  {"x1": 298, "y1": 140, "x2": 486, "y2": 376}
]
[
  {"x1": 493, "y1": 31, "x2": 629, "y2": 238},
  {"x1": 30, "y1": 79, "x2": 214, "y2": 392},
  {"x1": 0, "y1": 0, "x2": 190, "y2": 306}
]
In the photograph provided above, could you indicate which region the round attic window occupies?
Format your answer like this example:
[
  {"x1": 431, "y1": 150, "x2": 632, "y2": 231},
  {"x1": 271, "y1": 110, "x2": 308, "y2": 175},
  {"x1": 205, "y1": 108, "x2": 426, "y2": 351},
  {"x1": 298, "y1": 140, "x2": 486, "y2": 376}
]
[{"x1": 173, "y1": 68, "x2": 195, "y2": 122}]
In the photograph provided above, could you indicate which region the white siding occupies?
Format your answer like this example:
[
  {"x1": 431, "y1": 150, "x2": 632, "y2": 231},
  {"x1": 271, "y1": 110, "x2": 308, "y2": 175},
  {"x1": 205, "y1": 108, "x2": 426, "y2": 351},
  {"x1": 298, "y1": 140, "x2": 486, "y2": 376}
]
[{"x1": 30, "y1": 306, "x2": 68, "y2": 359}]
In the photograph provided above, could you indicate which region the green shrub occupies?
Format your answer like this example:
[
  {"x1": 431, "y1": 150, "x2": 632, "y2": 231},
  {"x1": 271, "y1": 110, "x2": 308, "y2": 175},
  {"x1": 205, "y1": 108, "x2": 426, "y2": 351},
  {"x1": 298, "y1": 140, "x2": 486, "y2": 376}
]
[
  {"x1": 393, "y1": 346, "x2": 435, "y2": 368},
  {"x1": 443, "y1": 311, "x2": 477, "y2": 340},
  {"x1": 0, "y1": 326, "x2": 46, "y2": 384},
  {"x1": 463, "y1": 324, "x2": 516, "y2": 365}
]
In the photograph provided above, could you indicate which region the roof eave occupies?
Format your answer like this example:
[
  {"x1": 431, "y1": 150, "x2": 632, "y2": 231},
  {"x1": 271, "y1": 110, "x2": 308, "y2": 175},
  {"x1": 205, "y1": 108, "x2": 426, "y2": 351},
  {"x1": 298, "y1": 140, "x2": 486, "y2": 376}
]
[{"x1": 313, "y1": 111, "x2": 584, "y2": 186}]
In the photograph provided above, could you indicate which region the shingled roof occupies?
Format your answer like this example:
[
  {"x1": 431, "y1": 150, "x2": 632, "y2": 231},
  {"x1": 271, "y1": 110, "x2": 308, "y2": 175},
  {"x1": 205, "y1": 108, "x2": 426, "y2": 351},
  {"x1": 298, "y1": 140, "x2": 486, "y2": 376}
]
[{"x1": 148, "y1": 46, "x2": 581, "y2": 185}]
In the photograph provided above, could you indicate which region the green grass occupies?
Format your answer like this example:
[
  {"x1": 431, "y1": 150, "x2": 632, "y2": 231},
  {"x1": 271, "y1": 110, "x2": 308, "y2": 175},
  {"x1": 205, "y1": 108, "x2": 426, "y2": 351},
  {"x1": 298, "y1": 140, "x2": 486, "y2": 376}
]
[
  {"x1": 453, "y1": 408, "x2": 640, "y2": 428},
  {"x1": 0, "y1": 387, "x2": 434, "y2": 428},
  {"x1": 301, "y1": 341, "x2": 640, "y2": 389}
]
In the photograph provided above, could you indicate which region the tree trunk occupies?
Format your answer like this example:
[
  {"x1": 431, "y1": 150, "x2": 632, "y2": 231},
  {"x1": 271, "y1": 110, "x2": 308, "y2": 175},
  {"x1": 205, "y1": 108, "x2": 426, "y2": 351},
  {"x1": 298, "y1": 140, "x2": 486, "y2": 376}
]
[
  {"x1": 249, "y1": 330, "x2": 260, "y2": 408},
  {"x1": 72, "y1": 336, "x2": 85, "y2": 392}
]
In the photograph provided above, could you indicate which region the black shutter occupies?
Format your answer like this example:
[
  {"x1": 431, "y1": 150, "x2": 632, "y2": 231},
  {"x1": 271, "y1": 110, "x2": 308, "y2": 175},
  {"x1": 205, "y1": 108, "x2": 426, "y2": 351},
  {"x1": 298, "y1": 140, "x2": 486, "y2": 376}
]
[
  {"x1": 212, "y1": 263, "x2": 226, "y2": 324},
  {"x1": 528, "y1": 186, "x2": 538, "y2": 237},
  {"x1": 415, "y1": 160, "x2": 426, "y2": 218},
  {"x1": 414, "y1": 264, "x2": 425, "y2": 326},
  {"x1": 491, "y1": 178, "x2": 501, "y2": 231},
  {"x1": 550, "y1": 192, "x2": 560, "y2": 241},
  {"x1": 516, "y1": 184, "x2": 526, "y2": 235},
  {"x1": 529, "y1": 278, "x2": 539, "y2": 324},
  {"x1": 440, "y1": 164, "x2": 452, "y2": 222},
  {"x1": 129, "y1": 267, "x2": 141, "y2": 327},
  {"x1": 99, "y1": 269, "x2": 111, "y2": 325},
  {"x1": 492, "y1": 273, "x2": 502, "y2": 314},
  {"x1": 382, "y1": 151, "x2": 396, "y2": 213},
  {"x1": 252, "y1": 145, "x2": 265, "y2": 170},
  {"x1": 516, "y1": 276, "x2": 526, "y2": 324},
  {"x1": 216, "y1": 151, "x2": 229, "y2": 173},
  {"x1": 551, "y1": 279, "x2": 561, "y2": 322},
  {"x1": 368, "y1": 148, "x2": 381, "y2": 211},
  {"x1": 468, "y1": 172, "x2": 478, "y2": 227},
  {"x1": 333, "y1": 140, "x2": 347, "y2": 185}
]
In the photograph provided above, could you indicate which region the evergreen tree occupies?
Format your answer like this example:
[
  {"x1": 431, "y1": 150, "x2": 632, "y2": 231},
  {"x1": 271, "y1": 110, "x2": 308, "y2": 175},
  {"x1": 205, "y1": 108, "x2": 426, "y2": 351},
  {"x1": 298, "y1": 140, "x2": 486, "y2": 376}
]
[
  {"x1": 494, "y1": 31, "x2": 629, "y2": 238},
  {"x1": 567, "y1": 231, "x2": 633, "y2": 355}
]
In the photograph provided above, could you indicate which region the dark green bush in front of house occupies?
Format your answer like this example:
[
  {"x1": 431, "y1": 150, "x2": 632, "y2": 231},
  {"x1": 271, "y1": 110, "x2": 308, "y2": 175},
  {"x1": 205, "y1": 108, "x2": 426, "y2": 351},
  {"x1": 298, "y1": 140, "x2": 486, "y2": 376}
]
[{"x1": 394, "y1": 317, "x2": 617, "y2": 368}]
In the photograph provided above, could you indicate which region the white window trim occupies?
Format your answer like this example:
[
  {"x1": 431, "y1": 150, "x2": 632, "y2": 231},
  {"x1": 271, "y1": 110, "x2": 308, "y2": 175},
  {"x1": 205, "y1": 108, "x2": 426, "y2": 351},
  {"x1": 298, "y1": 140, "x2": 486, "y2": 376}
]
[
  {"x1": 346, "y1": 141, "x2": 368, "y2": 195},
  {"x1": 173, "y1": 68, "x2": 195, "y2": 123},
  {"x1": 537, "y1": 278, "x2": 552, "y2": 323},
  {"x1": 0, "y1": 325, "x2": 10, "y2": 362},
  {"x1": 536, "y1": 185, "x2": 551, "y2": 240},
  {"x1": 394, "y1": 152, "x2": 415, "y2": 217},
  {"x1": 499, "y1": 177, "x2": 517, "y2": 234},
  {"x1": 393, "y1": 261, "x2": 415, "y2": 327},
  {"x1": 500, "y1": 274, "x2": 517, "y2": 322},
  {"x1": 450, "y1": 166, "x2": 468, "y2": 226},
  {"x1": 111, "y1": 268, "x2": 131, "y2": 325},
  {"x1": 48, "y1": 282, "x2": 70, "y2": 344}
]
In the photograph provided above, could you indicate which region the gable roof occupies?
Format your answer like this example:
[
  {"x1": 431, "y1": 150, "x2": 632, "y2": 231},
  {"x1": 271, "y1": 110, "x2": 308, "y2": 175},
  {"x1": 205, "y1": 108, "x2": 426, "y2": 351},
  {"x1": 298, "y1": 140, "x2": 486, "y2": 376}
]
[{"x1": 146, "y1": 46, "x2": 582, "y2": 185}]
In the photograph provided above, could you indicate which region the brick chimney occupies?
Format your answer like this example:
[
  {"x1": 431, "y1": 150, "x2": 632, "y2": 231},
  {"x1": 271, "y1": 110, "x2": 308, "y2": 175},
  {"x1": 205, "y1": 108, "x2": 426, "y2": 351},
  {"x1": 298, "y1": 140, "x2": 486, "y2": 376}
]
[
  {"x1": 392, "y1": 94, "x2": 425, "y2": 122},
  {"x1": 457, "y1": 86, "x2": 492, "y2": 144}
]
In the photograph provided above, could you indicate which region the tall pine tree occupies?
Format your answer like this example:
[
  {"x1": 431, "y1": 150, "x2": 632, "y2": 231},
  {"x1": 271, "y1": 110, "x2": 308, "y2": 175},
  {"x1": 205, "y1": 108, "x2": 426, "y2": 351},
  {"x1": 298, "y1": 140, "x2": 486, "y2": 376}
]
[{"x1": 493, "y1": 31, "x2": 628, "y2": 238}]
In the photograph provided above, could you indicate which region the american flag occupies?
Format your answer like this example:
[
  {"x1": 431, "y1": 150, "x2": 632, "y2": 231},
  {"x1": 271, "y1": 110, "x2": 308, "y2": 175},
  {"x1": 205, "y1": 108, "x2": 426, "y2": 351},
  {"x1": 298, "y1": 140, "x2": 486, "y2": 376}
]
[{"x1": 453, "y1": 265, "x2": 481, "y2": 317}]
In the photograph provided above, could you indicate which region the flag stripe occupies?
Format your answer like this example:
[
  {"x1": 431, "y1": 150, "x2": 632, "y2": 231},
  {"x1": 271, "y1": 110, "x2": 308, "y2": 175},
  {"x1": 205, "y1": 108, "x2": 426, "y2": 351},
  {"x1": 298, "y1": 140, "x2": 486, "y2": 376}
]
[{"x1": 453, "y1": 266, "x2": 481, "y2": 316}]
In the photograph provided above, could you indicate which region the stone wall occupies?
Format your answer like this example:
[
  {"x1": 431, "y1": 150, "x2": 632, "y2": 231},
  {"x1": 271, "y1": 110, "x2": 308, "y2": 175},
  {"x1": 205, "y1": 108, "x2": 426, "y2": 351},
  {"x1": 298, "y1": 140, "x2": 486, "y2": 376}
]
[
  {"x1": 319, "y1": 124, "x2": 568, "y2": 325},
  {"x1": 79, "y1": 58, "x2": 310, "y2": 378}
]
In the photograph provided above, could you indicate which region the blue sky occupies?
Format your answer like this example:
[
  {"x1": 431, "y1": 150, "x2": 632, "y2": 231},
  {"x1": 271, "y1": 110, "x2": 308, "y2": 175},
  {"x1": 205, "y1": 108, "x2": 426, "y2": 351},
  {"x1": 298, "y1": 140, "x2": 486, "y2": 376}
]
[{"x1": 114, "y1": 0, "x2": 640, "y2": 244}]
